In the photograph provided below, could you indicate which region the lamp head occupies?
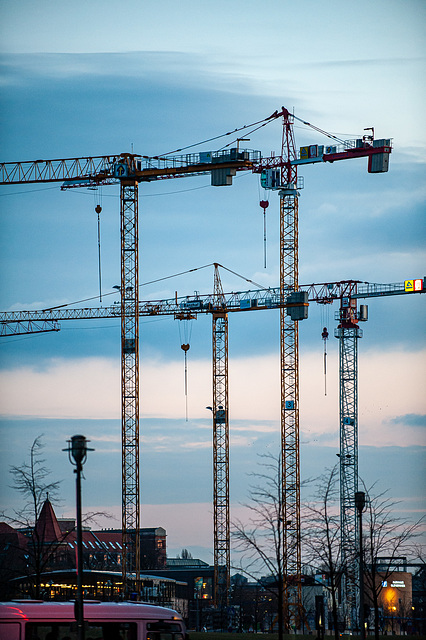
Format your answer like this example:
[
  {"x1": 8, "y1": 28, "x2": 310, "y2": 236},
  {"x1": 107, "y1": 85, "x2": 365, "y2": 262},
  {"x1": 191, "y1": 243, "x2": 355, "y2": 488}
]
[
  {"x1": 71, "y1": 435, "x2": 88, "y2": 465},
  {"x1": 355, "y1": 491, "x2": 366, "y2": 512},
  {"x1": 64, "y1": 434, "x2": 94, "y2": 467}
]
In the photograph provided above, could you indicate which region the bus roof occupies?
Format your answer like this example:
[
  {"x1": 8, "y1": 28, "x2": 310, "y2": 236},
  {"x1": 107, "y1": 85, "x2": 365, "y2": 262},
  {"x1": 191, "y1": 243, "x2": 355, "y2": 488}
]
[{"x1": 0, "y1": 601, "x2": 182, "y2": 621}]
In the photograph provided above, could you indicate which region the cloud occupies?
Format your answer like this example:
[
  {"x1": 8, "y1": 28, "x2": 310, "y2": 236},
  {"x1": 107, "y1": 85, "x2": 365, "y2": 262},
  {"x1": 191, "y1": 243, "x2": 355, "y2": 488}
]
[
  {"x1": 389, "y1": 414, "x2": 426, "y2": 428},
  {"x1": 1, "y1": 348, "x2": 424, "y2": 450},
  {"x1": 296, "y1": 57, "x2": 425, "y2": 69}
]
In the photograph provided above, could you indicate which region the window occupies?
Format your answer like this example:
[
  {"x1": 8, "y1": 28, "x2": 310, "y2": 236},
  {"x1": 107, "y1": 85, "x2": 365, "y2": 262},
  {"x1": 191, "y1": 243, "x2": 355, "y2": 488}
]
[
  {"x1": 26, "y1": 622, "x2": 137, "y2": 640},
  {"x1": 146, "y1": 621, "x2": 184, "y2": 640}
]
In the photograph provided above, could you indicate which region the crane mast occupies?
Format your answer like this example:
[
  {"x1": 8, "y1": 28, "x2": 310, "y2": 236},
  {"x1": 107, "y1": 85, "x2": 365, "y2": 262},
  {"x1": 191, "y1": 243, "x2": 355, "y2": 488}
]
[
  {"x1": 335, "y1": 288, "x2": 361, "y2": 629},
  {"x1": 120, "y1": 179, "x2": 140, "y2": 589},
  {"x1": 212, "y1": 265, "x2": 230, "y2": 612},
  {"x1": 279, "y1": 109, "x2": 302, "y2": 627}
]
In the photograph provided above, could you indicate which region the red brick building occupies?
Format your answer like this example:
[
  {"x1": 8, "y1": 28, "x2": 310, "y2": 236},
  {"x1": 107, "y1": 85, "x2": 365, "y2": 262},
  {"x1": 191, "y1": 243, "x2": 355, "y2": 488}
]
[{"x1": 0, "y1": 497, "x2": 167, "y2": 598}]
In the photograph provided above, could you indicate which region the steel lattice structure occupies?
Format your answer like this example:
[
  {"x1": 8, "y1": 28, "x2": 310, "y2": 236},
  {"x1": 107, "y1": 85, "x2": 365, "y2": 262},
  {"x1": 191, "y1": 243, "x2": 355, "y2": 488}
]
[
  {"x1": 279, "y1": 110, "x2": 302, "y2": 628},
  {"x1": 120, "y1": 181, "x2": 140, "y2": 588},
  {"x1": 337, "y1": 324, "x2": 361, "y2": 628},
  {"x1": 212, "y1": 266, "x2": 230, "y2": 610},
  {"x1": 335, "y1": 287, "x2": 363, "y2": 630}
]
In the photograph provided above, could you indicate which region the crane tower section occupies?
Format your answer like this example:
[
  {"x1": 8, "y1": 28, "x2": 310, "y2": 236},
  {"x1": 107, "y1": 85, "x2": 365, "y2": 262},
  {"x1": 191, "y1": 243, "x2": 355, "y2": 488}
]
[
  {"x1": 279, "y1": 109, "x2": 303, "y2": 627},
  {"x1": 120, "y1": 179, "x2": 140, "y2": 590},
  {"x1": 212, "y1": 265, "x2": 230, "y2": 611},
  {"x1": 335, "y1": 292, "x2": 363, "y2": 629}
]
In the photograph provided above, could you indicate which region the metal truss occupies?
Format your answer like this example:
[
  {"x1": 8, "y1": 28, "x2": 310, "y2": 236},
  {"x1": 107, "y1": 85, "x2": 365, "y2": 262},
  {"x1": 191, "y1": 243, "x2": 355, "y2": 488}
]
[
  {"x1": 0, "y1": 320, "x2": 60, "y2": 336},
  {"x1": 120, "y1": 181, "x2": 140, "y2": 589},
  {"x1": 280, "y1": 191, "x2": 302, "y2": 628},
  {"x1": 335, "y1": 298, "x2": 362, "y2": 630},
  {"x1": 212, "y1": 266, "x2": 230, "y2": 611},
  {"x1": 278, "y1": 109, "x2": 302, "y2": 629}
]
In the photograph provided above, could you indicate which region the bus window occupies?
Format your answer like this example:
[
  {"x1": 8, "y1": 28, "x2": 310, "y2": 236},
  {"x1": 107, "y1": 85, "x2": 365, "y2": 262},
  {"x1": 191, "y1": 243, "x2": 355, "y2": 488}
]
[
  {"x1": 26, "y1": 622, "x2": 137, "y2": 640},
  {"x1": 146, "y1": 621, "x2": 184, "y2": 640}
]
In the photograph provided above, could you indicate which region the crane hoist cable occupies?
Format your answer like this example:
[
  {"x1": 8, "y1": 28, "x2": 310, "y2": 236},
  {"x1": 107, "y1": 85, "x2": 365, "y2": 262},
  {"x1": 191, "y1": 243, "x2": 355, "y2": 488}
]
[
  {"x1": 178, "y1": 314, "x2": 194, "y2": 422},
  {"x1": 321, "y1": 326, "x2": 329, "y2": 396},
  {"x1": 259, "y1": 199, "x2": 270, "y2": 269},
  {"x1": 94, "y1": 192, "x2": 103, "y2": 303}
]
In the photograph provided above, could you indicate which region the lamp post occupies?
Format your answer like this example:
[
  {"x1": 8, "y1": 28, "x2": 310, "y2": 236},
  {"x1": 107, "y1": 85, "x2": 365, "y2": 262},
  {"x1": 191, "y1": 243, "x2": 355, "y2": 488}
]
[
  {"x1": 355, "y1": 491, "x2": 366, "y2": 640},
  {"x1": 64, "y1": 435, "x2": 93, "y2": 640}
]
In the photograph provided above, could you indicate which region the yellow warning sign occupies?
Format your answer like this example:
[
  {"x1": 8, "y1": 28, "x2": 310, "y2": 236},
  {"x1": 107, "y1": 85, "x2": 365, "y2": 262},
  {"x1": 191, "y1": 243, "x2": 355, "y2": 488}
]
[
  {"x1": 404, "y1": 278, "x2": 423, "y2": 293},
  {"x1": 405, "y1": 280, "x2": 414, "y2": 292},
  {"x1": 405, "y1": 279, "x2": 423, "y2": 292}
]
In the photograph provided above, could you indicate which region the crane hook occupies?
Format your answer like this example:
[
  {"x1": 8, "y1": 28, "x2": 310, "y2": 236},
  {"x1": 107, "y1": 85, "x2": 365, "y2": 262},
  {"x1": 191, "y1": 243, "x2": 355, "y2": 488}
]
[
  {"x1": 259, "y1": 200, "x2": 269, "y2": 269},
  {"x1": 181, "y1": 343, "x2": 190, "y2": 421},
  {"x1": 322, "y1": 327, "x2": 329, "y2": 396},
  {"x1": 95, "y1": 204, "x2": 103, "y2": 302}
]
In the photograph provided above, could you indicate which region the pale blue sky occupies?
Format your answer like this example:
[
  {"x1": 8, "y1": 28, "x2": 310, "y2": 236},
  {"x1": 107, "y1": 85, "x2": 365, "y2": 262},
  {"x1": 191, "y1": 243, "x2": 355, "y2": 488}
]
[{"x1": 0, "y1": 1, "x2": 425, "y2": 562}]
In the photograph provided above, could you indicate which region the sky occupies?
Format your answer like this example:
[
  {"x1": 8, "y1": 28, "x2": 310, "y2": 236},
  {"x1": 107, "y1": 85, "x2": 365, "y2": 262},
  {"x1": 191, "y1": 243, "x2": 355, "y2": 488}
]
[{"x1": 0, "y1": 0, "x2": 425, "y2": 565}]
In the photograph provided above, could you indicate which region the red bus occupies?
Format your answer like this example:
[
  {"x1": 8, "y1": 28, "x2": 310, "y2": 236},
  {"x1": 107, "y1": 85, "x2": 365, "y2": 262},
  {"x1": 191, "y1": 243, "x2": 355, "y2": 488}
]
[{"x1": 0, "y1": 600, "x2": 187, "y2": 640}]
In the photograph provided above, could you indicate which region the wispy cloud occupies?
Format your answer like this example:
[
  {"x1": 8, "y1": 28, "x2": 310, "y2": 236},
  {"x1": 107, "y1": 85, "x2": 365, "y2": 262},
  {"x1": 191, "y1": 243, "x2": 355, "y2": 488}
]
[{"x1": 389, "y1": 414, "x2": 426, "y2": 428}]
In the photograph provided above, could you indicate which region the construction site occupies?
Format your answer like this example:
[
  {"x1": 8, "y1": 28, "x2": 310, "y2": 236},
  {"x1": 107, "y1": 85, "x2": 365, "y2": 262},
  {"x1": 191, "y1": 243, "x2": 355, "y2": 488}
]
[{"x1": 0, "y1": 105, "x2": 424, "y2": 638}]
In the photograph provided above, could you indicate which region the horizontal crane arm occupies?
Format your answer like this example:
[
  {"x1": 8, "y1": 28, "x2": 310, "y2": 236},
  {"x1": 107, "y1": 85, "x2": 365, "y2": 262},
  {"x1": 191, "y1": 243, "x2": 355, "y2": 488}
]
[
  {"x1": 0, "y1": 319, "x2": 61, "y2": 336},
  {"x1": 1, "y1": 278, "x2": 422, "y2": 336},
  {"x1": 0, "y1": 150, "x2": 262, "y2": 186},
  {"x1": 0, "y1": 156, "x2": 118, "y2": 186}
]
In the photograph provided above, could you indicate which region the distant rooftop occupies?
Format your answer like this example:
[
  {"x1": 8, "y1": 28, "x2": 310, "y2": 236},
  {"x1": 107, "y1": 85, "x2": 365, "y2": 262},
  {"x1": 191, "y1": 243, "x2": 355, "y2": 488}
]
[{"x1": 166, "y1": 558, "x2": 209, "y2": 568}]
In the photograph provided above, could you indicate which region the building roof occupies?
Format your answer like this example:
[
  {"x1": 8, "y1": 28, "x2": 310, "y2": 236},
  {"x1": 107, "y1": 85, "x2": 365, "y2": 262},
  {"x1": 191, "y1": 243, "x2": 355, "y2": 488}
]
[
  {"x1": 34, "y1": 499, "x2": 63, "y2": 542},
  {"x1": 58, "y1": 529, "x2": 123, "y2": 553},
  {"x1": 166, "y1": 558, "x2": 209, "y2": 568}
]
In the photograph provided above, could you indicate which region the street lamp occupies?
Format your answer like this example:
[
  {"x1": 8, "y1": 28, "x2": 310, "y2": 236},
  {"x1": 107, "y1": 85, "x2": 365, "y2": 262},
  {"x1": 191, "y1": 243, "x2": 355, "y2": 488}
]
[
  {"x1": 355, "y1": 491, "x2": 366, "y2": 640},
  {"x1": 64, "y1": 435, "x2": 94, "y2": 640}
]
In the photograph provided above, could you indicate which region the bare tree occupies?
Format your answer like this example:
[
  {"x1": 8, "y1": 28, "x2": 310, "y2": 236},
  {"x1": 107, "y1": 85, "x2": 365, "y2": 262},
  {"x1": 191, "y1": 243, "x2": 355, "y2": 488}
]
[
  {"x1": 232, "y1": 453, "x2": 287, "y2": 640},
  {"x1": 361, "y1": 483, "x2": 424, "y2": 640},
  {"x1": 9, "y1": 433, "x2": 61, "y2": 519},
  {"x1": 4, "y1": 435, "x2": 66, "y2": 596},
  {"x1": 3, "y1": 435, "x2": 114, "y2": 597},
  {"x1": 303, "y1": 466, "x2": 345, "y2": 640}
]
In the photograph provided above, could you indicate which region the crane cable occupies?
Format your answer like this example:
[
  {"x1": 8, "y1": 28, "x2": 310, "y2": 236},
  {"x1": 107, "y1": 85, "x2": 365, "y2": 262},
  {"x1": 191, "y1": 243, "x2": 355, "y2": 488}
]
[
  {"x1": 178, "y1": 318, "x2": 193, "y2": 422},
  {"x1": 159, "y1": 110, "x2": 282, "y2": 157},
  {"x1": 322, "y1": 325, "x2": 329, "y2": 396},
  {"x1": 215, "y1": 263, "x2": 265, "y2": 290},
  {"x1": 292, "y1": 113, "x2": 347, "y2": 146},
  {"x1": 42, "y1": 263, "x2": 217, "y2": 311},
  {"x1": 94, "y1": 187, "x2": 103, "y2": 303},
  {"x1": 321, "y1": 304, "x2": 330, "y2": 396}
]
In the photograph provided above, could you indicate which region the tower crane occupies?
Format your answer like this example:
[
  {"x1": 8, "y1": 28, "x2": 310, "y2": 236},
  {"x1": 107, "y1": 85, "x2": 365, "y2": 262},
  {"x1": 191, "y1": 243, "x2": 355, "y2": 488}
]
[
  {"x1": 0, "y1": 146, "x2": 263, "y2": 593},
  {"x1": 309, "y1": 276, "x2": 424, "y2": 628},
  {"x1": 0, "y1": 109, "x2": 392, "y2": 611},
  {"x1": 260, "y1": 109, "x2": 391, "y2": 629},
  {"x1": 2, "y1": 274, "x2": 420, "y2": 617}
]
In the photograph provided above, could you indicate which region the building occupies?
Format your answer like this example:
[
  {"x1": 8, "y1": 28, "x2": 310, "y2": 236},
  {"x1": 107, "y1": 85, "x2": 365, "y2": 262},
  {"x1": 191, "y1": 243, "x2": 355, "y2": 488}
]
[
  {"x1": 365, "y1": 569, "x2": 414, "y2": 635},
  {"x1": 143, "y1": 558, "x2": 215, "y2": 629},
  {"x1": 0, "y1": 498, "x2": 168, "y2": 600}
]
